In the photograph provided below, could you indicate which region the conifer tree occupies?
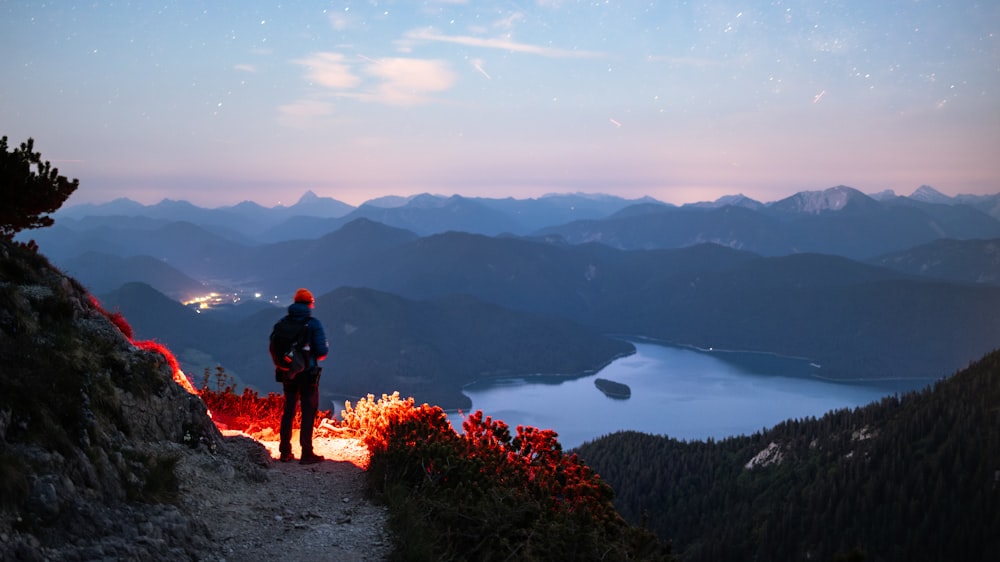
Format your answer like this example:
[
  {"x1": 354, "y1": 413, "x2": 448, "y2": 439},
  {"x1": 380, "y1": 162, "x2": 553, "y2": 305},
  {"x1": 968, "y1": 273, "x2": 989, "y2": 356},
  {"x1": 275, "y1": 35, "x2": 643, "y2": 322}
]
[{"x1": 0, "y1": 136, "x2": 79, "y2": 240}]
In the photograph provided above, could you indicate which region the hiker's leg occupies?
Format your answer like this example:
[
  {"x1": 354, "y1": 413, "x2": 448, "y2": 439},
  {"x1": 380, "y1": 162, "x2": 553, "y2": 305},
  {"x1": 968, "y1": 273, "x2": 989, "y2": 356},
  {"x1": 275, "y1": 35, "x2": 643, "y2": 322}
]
[
  {"x1": 279, "y1": 381, "x2": 299, "y2": 456},
  {"x1": 299, "y1": 379, "x2": 319, "y2": 455}
]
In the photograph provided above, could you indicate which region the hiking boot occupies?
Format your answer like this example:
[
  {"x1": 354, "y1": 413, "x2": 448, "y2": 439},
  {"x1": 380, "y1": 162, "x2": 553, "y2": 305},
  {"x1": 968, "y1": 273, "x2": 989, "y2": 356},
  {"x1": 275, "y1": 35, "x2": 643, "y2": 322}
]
[
  {"x1": 279, "y1": 453, "x2": 295, "y2": 463},
  {"x1": 300, "y1": 452, "x2": 325, "y2": 465}
]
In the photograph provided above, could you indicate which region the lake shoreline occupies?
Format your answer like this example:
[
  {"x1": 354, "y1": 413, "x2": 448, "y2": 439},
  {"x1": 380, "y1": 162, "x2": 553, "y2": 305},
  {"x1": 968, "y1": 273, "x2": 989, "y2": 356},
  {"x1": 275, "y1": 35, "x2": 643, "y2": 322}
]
[
  {"x1": 620, "y1": 335, "x2": 933, "y2": 392},
  {"x1": 450, "y1": 339, "x2": 932, "y2": 448}
]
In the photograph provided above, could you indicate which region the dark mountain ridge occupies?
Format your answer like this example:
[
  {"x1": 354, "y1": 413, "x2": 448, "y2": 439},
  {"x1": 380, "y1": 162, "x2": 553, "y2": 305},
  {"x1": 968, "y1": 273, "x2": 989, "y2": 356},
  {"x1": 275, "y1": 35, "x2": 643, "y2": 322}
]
[
  {"x1": 305, "y1": 232, "x2": 1000, "y2": 384},
  {"x1": 27, "y1": 220, "x2": 253, "y2": 282},
  {"x1": 541, "y1": 204, "x2": 792, "y2": 253},
  {"x1": 61, "y1": 251, "x2": 207, "y2": 299},
  {"x1": 868, "y1": 237, "x2": 1000, "y2": 285}
]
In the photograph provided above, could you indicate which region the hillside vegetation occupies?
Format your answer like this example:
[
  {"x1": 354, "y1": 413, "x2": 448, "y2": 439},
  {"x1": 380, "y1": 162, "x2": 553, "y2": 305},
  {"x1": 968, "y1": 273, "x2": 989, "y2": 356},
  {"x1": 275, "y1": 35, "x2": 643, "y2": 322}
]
[{"x1": 575, "y1": 349, "x2": 1000, "y2": 561}]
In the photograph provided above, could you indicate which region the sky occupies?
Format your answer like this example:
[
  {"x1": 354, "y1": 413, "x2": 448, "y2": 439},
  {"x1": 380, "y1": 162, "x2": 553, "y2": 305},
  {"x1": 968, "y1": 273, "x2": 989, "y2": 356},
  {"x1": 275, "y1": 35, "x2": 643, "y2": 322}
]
[{"x1": 2, "y1": 1, "x2": 998, "y2": 208}]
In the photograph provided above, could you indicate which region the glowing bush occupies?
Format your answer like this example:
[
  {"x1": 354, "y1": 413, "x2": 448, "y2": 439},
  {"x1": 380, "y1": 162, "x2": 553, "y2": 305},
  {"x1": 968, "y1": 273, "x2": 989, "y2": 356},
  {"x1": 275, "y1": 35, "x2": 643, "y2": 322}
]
[
  {"x1": 340, "y1": 392, "x2": 671, "y2": 560},
  {"x1": 197, "y1": 370, "x2": 331, "y2": 434}
]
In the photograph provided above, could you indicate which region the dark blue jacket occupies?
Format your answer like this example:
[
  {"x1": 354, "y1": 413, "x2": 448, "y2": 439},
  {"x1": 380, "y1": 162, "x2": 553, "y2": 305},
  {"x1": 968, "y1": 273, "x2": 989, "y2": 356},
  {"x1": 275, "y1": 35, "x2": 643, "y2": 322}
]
[{"x1": 286, "y1": 302, "x2": 329, "y2": 365}]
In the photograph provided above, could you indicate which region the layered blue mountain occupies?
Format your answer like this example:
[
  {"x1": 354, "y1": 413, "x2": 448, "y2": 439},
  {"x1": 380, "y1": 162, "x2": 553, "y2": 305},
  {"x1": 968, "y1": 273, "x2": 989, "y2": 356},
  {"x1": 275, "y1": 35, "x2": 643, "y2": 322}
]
[
  {"x1": 86, "y1": 226, "x2": 1000, "y2": 406},
  {"x1": 60, "y1": 252, "x2": 207, "y2": 298},
  {"x1": 33, "y1": 186, "x2": 1000, "y2": 407},
  {"x1": 59, "y1": 191, "x2": 355, "y2": 236},
  {"x1": 55, "y1": 191, "x2": 652, "y2": 242},
  {"x1": 44, "y1": 186, "x2": 1000, "y2": 260},
  {"x1": 27, "y1": 220, "x2": 250, "y2": 277},
  {"x1": 537, "y1": 186, "x2": 1000, "y2": 258}
]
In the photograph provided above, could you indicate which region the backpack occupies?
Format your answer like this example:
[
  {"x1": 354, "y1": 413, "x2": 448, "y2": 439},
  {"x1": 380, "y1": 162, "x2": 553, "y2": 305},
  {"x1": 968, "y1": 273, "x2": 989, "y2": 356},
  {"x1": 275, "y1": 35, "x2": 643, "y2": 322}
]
[{"x1": 269, "y1": 316, "x2": 311, "y2": 382}]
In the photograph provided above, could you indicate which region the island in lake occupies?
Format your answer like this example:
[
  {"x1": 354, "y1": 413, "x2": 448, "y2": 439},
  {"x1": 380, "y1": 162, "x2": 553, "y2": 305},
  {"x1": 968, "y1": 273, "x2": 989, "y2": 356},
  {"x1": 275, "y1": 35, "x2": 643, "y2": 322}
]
[{"x1": 594, "y1": 378, "x2": 631, "y2": 400}]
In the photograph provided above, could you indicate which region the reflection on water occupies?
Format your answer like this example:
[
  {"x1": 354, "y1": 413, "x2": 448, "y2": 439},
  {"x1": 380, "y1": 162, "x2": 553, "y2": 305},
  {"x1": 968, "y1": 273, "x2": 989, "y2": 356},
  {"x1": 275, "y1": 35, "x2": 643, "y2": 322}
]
[{"x1": 449, "y1": 342, "x2": 928, "y2": 450}]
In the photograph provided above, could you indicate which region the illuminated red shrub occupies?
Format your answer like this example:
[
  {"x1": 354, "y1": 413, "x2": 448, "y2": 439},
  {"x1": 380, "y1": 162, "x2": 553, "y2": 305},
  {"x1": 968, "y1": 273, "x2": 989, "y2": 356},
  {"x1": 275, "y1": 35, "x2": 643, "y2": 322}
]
[
  {"x1": 133, "y1": 339, "x2": 179, "y2": 373},
  {"x1": 88, "y1": 294, "x2": 133, "y2": 339},
  {"x1": 198, "y1": 383, "x2": 331, "y2": 434},
  {"x1": 342, "y1": 393, "x2": 666, "y2": 559}
]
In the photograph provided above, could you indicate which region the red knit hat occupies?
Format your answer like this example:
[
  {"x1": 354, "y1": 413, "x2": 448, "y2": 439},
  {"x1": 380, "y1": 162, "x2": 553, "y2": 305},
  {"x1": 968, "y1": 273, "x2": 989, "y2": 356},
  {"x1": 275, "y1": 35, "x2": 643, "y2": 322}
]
[{"x1": 293, "y1": 288, "x2": 314, "y2": 304}]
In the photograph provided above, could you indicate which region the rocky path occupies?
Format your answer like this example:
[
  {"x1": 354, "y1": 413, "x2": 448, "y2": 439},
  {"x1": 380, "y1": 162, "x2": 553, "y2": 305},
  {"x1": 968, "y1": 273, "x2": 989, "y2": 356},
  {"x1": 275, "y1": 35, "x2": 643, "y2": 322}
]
[{"x1": 178, "y1": 430, "x2": 391, "y2": 561}]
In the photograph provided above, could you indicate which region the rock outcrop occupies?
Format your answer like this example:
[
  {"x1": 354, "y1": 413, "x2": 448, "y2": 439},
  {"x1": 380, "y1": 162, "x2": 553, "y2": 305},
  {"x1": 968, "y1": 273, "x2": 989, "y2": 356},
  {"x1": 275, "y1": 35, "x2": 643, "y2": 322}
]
[{"x1": 0, "y1": 239, "x2": 267, "y2": 560}]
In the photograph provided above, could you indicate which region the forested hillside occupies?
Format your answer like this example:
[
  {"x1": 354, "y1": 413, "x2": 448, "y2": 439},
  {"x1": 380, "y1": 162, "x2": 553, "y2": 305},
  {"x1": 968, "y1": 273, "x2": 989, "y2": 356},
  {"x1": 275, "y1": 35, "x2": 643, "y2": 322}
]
[{"x1": 575, "y1": 350, "x2": 1000, "y2": 562}]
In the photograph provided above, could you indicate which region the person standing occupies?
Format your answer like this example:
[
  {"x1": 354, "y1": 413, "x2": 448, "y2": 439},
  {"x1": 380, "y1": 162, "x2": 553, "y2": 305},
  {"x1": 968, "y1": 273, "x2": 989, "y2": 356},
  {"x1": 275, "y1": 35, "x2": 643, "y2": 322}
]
[{"x1": 278, "y1": 288, "x2": 329, "y2": 464}]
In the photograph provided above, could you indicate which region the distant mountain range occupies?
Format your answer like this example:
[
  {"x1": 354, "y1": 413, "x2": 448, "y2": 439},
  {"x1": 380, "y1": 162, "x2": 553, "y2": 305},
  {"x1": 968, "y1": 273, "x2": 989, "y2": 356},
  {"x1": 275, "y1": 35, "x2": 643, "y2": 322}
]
[
  {"x1": 536, "y1": 185, "x2": 1000, "y2": 258},
  {"x1": 30, "y1": 185, "x2": 1000, "y2": 287},
  {"x1": 51, "y1": 185, "x2": 1000, "y2": 245},
  {"x1": 25, "y1": 185, "x2": 1000, "y2": 407},
  {"x1": 54, "y1": 191, "x2": 657, "y2": 242}
]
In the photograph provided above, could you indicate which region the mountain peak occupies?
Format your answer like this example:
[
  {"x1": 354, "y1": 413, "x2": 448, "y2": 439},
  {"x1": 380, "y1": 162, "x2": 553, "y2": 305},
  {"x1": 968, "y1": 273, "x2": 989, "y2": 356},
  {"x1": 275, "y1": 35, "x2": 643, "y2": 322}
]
[
  {"x1": 909, "y1": 185, "x2": 951, "y2": 204},
  {"x1": 687, "y1": 193, "x2": 764, "y2": 210},
  {"x1": 868, "y1": 189, "x2": 898, "y2": 201},
  {"x1": 296, "y1": 190, "x2": 320, "y2": 204},
  {"x1": 152, "y1": 198, "x2": 199, "y2": 210},
  {"x1": 363, "y1": 195, "x2": 411, "y2": 208},
  {"x1": 770, "y1": 185, "x2": 871, "y2": 214},
  {"x1": 57, "y1": 197, "x2": 145, "y2": 217},
  {"x1": 408, "y1": 193, "x2": 453, "y2": 208},
  {"x1": 284, "y1": 191, "x2": 355, "y2": 217}
]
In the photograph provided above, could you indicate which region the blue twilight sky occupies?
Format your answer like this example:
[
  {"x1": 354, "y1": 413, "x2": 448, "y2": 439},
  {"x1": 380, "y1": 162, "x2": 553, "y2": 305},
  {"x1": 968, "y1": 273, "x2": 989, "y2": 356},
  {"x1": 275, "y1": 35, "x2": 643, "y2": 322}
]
[{"x1": 2, "y1": 1, "x2": 998, "y2": 208}]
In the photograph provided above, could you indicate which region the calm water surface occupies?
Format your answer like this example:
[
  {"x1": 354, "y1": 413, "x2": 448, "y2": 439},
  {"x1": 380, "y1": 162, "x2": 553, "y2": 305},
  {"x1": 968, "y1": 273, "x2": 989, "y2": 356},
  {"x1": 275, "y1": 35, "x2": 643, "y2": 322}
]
[{"x1": 448, "y1": 342, "x2": 924, "y2": 449}]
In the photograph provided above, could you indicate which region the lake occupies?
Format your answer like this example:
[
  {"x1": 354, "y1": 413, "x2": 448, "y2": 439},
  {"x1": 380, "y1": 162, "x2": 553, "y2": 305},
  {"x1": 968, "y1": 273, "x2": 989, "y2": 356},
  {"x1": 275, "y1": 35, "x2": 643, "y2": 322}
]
[{"x1": 447, "y1": 341, "x2": 928, "y2": 449}]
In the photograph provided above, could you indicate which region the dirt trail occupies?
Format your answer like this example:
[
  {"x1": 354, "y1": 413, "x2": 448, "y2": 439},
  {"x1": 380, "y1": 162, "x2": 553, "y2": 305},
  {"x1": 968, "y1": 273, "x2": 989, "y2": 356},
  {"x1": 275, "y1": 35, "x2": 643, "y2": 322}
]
[{"x1": 178, "y1": 429, "x2": 391, "y2": 561}]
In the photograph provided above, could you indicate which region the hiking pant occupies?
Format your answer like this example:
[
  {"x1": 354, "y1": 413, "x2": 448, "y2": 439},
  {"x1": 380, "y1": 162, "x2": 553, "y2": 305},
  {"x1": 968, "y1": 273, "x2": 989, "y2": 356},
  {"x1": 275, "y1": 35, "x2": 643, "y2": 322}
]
[{"x1": 279, "y1": 374, "x2": 319, "y2": 457}]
